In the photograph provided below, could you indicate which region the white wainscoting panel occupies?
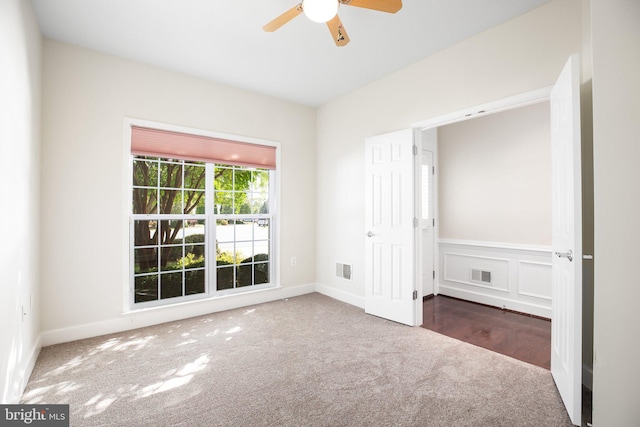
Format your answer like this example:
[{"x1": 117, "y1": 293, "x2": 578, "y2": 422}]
[
  {"x1": 518, "y1": 261, "x2": 552, "y2": 301},
  {"x1": 437, "y1": 240, "x2": 552, "y2": 318},
  {"x1": 443, "y1": 252, "x2": 510, "y2": 293}
]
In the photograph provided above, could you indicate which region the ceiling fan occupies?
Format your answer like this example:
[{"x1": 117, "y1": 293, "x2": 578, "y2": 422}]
[{"x1": 263, "y1": 0, "x2": 402, "y2": 47}]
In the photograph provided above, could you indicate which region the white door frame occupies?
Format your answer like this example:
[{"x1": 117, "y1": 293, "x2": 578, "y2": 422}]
[
  {"x1": 412, "y1": 86, "x2": 553, "y2": 130},
  {"x1": 364, "y1": 87, "x2": 556, "y2": 328},
  {"x1": 415, "y1": 128, "x2": 437, "y2": 297},
  {"x1": 411, "y1": 86, "x2": 553, "y2": 299}
]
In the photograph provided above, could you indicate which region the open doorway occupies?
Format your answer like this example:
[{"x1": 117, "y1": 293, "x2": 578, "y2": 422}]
[
  {"x1": 417, "y1": 99, "x2": 553, "y2": 369},
  {"x1": 424, "y1": 100, "x2": 553, "y2": 319}
]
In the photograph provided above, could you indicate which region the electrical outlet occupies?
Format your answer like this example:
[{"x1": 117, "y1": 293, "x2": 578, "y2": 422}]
[{"x1": 291, "y1": 256, "x2": 297, "y2": 267}]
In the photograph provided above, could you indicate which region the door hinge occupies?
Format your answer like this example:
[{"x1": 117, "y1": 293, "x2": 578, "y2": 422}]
[
  {"x1": 433, "y1": 270, "x2": 435, "y2": 279},
  {"x1": 432, "y1": 218, "x2": 435, "y2": 227},
  {"x1": 413, "y1": 290, "x2": 418, "y2": 300},
  {"x1": 413, "y1": 145, "x2": 418, "y2": 156},
  {"x1": 432, "y1": 166, "x2": 435, "y2": 175},
  {"x1": 413, "y1": 217, "x2": 418, "y2": 228}
]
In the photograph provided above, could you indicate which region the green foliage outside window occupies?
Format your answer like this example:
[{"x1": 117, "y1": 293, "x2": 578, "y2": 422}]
[
  {"x1": 132, "y1": 156, "x2": 272, "y2": 304},
  {"x1": 214, "y1": 166, "x2": 269, "y2": 215}
]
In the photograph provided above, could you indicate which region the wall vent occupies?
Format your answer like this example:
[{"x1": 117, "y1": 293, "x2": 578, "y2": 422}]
[
  {"x1": 471, "y1": 268, "x2": 492, "y2": 284},
  {"x1": 336, "y1": 263, "x2": 352, "y2": 281}
]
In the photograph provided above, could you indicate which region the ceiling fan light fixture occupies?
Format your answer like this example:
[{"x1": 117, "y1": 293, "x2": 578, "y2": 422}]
[{"x1": 302, "y1": 0, "x2": 339, "y2": 23}]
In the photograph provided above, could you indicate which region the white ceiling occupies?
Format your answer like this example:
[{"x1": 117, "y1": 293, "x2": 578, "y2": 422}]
[{"x1": 31, "y1": 0, "x2": 550, "y2": 107}]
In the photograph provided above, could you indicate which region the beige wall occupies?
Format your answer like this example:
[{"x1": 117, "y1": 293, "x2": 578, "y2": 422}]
[
  {"x1": 40, "y1": 41, "x2": 317, "y2": 336},
  {"x1": 0, "y1": 0, "x2": 41, "y2": 403},
  {"x1": 316, "y1": 0, "x2": 582, "y2": 300},
  {"x1": 591, "y1": 0, "x2": 640, "y2": 424},
  {"x1": 438, "y1": 102, "x2": 551, "y2": 246}
]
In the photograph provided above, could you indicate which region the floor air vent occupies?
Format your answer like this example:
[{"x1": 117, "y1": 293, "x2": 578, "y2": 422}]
[
  {"x1": 336, "y1": 263, "x2": 352, "y2": 280},
  {"x1": 471, "y1": 269, "x2": 492, "y2": 284}
]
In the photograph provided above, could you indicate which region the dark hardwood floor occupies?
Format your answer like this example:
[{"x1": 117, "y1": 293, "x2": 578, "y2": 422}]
[{"x1": 421, "y1": 295, "x2": 551, "y2": 369}]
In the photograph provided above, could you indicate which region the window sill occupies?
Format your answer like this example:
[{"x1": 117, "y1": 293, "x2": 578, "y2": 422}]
[{"x1": 123, "y1": 283, "x2": 281, "y2": 315}]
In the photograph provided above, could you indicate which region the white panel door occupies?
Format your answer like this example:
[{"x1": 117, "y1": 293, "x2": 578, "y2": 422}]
[
  {"x1": 550, "y1": 54, "x2": 582, "y2": 426},
  {"x1": 364, "y1": 129, "x2": 417, "y2": 326}
]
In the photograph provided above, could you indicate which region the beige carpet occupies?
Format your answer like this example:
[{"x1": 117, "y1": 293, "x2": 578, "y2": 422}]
[{"x1": 22, "y1": 293, "x2": 572, "y2": 426}]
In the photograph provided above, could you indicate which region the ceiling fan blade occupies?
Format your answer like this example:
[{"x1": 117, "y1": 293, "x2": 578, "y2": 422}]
[
  {"x1": 263, "y1": 4, "x2": 303, "y2": 32},
  {"x1": 340, "y1": 0, "x2": 402, "y2": 13},
  {"x1": 326, "y1": 15, "x2": 350, "y2": 46}
]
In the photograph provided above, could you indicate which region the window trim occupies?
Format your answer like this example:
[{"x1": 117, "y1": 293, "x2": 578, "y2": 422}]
[{"x1": 123, "y1": 118, "x2": 281, "y2": 312}]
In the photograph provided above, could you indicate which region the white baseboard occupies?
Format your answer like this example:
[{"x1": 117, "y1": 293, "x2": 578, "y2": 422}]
[
  {"x1": 41, "y1": 283, "x2": 316, "y2": 347},
  {"x1": 6, "y1": 336, "x2": 41, "y2": 404},
  {"x1": 41, "y1": 283, "x2": 364, "y2": 347},
  {"x1": 315, "y1": 283, "x2": 365, "y2": 309},
  {"x1": 437, "y1": 284, "x2": 552, "y2": 319}
]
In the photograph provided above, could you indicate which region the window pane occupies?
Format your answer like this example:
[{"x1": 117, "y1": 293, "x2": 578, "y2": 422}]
[
  {"x1": 254, "y1": 262, "x2": 269, "y2": 285},
  {"x1": 234, "y1": 220, "x2": 252, "y2": 241},
  {"x1": 236, "y1": 258, "x2": 269, "y2": 288},
  {"x1": 253, "y1": 218, "x2": 269, "y2": 236},
  {"x1": 160, "y1": 161, "x2": 183, "y2": 188},
  {"x1": 160, "y1": 272, "x2": 182, "y2": 299},
  {"x1": 184, "y1": 163, "x2": 206, "y2": 190},
  {"x1": 135, "y1": 275, "x2": 158, "y2": 303},
  {"x1": 253, "y1": 221, "x2": 269, "y2": 258},
  {"x1": 135, "y1": 247, "x2": 157, "y2": 274},
  {"x1": 132, "y1": 188, "x2": 158, "y2": 214},
  {"x1": 134, "y1": 220, "x2": 158, "y2": 247},
  {"x1": 254, "y1": 245, "x2": 269, "y2": 260},
  {"x1": 234, "y1": 169, "x2": 251, "y2": 191},
  {"x1": 422, "y1": 163, "x2": 430, "y2": 220},
  {"x1": 236, "y1": 197, "x2": 251, "y2": 214},
  {"x1": 216, "y1": 266, "x2": 235, "y2": 290},
  {"x1": 185, "y1": 244, "x2": 205, "y2": 261},
  {"x1": 133, "y1": 158, "x2": 158, "y2": 187},
  {"x1": 183, "y1": 240, "x2": 205, "y2": 270},
  {"x1": 214, "y1": 167, "x2": 233, "y2": 191},
  {"x1": 217, "y1": 242, "x2": 236, "y2": 265},
  {"x1": 253, "y1": 170, "x2": 269, "y2": 188},
  {"x1": 215, "y1": 192, "x2": 234, "y2": 214},
  {"x1": 185, "y1": 219, "x2": 205, "y2": 246},
  {"x1": 161, "y1": 246, "x2": 182, "y2": 271},
  {"x1": 159, "y1": 189, "x2": 183, "y2": 214},
  {"x1": 235, "y1": 221, "x2": 254, "y2": 260},
  {"x1": 236, "y1": 241, "x2": 254, "y2": 261},
  {"x1": 159, "y1": 220, "x2": 184, "y2": 245},
  {"x1": 184, "y1": 190, "x2": 205, "y2": 214},
  {"x1": 250, "y1": 192, "x2": 269, "y2": 214},
  {"x1": 185, "y1": 270, "x2": 205, "y2": 295},
  {"x1": 237, "y1": 260, "x2": 253, "y2": 287},
  {"x1": 216, "y1": 220, "x2": 234, "y2": 243}
]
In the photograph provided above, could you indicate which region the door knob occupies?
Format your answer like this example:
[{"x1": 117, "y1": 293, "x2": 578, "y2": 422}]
[
  {"x1": 554, "y1": 249, "x2": 573, "y2": 262},
  {"x1": 367, "y1": 231, "x2": 374, "y2": 238}
]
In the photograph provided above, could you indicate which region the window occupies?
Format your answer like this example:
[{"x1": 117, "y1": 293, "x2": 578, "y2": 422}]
[
  {"x1": 214, "y1": 165, "x2": 271, "y2": 290},
  {"x1": 129, "y1": 124, "x2": 276, "y2": 308}
]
